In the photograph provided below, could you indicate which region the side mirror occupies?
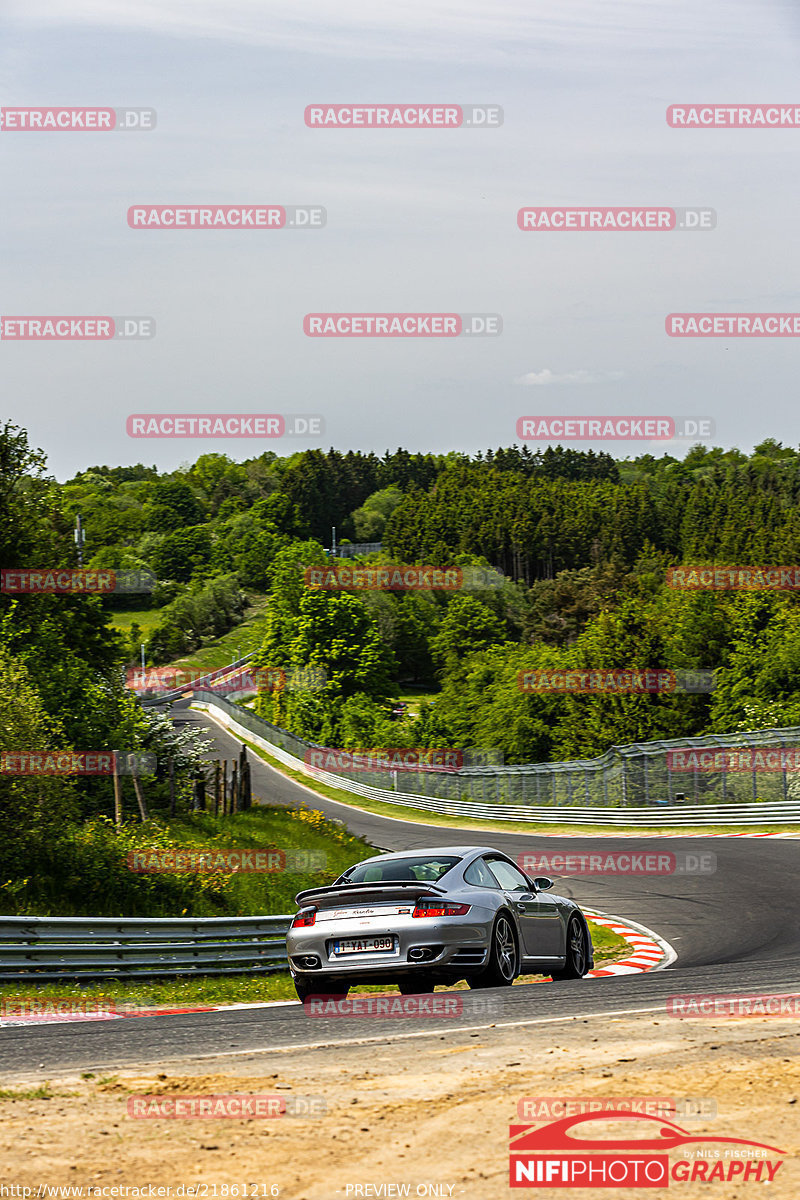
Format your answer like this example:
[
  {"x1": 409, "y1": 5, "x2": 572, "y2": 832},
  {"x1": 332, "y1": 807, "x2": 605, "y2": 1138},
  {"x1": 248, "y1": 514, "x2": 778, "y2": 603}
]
[{"x1": 533, "y1": 876, "x2": 554, "y2": 891}]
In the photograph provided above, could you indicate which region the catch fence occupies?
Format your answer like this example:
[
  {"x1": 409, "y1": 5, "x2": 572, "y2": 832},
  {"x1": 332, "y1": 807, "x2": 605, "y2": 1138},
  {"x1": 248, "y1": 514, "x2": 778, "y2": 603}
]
[{"x1": 190, "y1": 693, "x2": 800, "y2": 825}]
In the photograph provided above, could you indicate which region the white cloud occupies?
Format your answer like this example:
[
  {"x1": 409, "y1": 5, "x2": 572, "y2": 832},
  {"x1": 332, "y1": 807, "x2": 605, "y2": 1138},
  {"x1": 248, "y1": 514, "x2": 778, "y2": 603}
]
[{"x1": 514, "y1": 368, "x2": 625, "y2": 386}]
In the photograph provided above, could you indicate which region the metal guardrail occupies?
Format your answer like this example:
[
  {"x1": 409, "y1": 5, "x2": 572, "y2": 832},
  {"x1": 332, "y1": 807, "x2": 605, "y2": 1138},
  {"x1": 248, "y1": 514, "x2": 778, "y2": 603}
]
[
  {"x1": 191, "y1": 694, "x2": 800, "y2": 825},
  {"x1": 0, "y1": 915, "x2": 292, "y2": 981},
  {"x1": 131, "y1": 648, "x2": 800, "y2": 822},
  {"x1": 138, "y1": 654, "x2": 256, "y2": 707},
  {"x1": 336, "y1": 542, "x2": 383, "y2": 558}
]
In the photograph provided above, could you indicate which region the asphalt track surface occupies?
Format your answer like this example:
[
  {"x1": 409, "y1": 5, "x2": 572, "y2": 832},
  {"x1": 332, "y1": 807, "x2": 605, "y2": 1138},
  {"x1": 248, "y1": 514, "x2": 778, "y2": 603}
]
[{"x1": 2, "y1": 703, "x2": 799, "y2": 1077}]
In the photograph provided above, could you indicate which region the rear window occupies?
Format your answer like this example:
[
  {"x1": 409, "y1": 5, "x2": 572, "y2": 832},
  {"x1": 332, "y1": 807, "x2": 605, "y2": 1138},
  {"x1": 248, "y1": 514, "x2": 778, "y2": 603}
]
[{"x1": 343, "y1": 855, "x2": 461, "y2": 884}]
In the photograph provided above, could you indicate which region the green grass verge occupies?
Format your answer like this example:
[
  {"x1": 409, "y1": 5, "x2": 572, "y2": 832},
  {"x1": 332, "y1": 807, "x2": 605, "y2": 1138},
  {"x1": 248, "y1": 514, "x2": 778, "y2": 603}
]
[
  {"x1": 0, "y1": 1084, "x2": 60, "y2": 1101},
  {"x1": 106, "y1": 607, "x2": 164, "y2": 638},
  {"x1": 394, "y1": 687, "x2": 440, "y2": 716},
  {"x1": 0, "y1": 921, "x2": 629, "y2": 1010},
  {"x1": 218, "y1": 721, "x2": 800, "y2": 838},
  {"x1": 3, "y1": 804, "x2": 375, "y2": 918},
  {"x1": 167, "y1": 597, "x2": 269, "y2": 676}
]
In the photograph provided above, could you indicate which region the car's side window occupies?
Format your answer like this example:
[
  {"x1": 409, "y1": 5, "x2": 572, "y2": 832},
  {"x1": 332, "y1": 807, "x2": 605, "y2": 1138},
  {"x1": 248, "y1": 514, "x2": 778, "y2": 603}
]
[
  {"x1": 485, "y1": 857, "x2": 532, "y2": 892},
  {"x1": 464, "y1": 857, "x2": 499, "y2": 888}
]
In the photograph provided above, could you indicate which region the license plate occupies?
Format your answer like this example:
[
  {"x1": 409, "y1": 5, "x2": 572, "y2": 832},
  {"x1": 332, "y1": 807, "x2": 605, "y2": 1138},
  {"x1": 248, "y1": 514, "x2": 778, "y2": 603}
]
[{"x1": 333, "y1": 936, "x2": 395, "y2": 955}]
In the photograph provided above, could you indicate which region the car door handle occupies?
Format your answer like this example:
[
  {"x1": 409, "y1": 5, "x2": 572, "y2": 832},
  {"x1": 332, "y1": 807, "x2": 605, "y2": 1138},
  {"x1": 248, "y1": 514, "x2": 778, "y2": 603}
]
[{"x1": 517, "y1": 893, "x2": 533, "y2": 902}]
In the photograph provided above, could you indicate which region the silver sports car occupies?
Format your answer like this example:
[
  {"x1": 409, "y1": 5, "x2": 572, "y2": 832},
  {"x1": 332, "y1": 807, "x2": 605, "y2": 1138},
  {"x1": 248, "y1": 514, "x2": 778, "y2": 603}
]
[{"x1": 286, "y1": 844, "x2": 593, "y2": 1000}]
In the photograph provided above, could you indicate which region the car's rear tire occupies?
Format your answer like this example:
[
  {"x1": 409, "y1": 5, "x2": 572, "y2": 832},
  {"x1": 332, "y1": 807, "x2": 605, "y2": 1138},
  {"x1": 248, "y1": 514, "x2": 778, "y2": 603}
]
[
  {"x1": 467, "y1": 914, "x2": 518, "y2": 989},
  {"x1": 398, "y1": 977, "x2": 436, "y2": 995},
  {"x1": 550, "y1": 916, "x2": 588, "y2": 980}
]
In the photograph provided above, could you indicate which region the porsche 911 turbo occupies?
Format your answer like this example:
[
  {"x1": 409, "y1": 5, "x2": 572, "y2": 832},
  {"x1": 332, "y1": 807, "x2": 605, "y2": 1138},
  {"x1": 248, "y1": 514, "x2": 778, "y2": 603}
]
[{"x1": 285, "y1": 844, "x2": 593, "y2": 1000}]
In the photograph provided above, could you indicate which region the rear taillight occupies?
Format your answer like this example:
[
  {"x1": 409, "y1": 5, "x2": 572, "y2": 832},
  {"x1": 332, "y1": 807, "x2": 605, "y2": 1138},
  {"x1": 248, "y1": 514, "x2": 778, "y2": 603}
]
[
  {"x1": 412, "y1": 896, "x2": 470, "y2": 918},
  {"x1": 291, "y1": 907, "x2": 317, "y2": 927}
]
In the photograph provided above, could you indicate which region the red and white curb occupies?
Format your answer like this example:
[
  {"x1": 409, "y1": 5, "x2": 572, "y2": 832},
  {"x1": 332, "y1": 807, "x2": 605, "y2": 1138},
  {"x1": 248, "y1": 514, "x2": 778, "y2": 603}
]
[
  {"x1": 531, "y1": 830, "x2": 800, "y2": 838},
  {"x1": 582, "y1": 908, "x2": 676, "y2": 977}
]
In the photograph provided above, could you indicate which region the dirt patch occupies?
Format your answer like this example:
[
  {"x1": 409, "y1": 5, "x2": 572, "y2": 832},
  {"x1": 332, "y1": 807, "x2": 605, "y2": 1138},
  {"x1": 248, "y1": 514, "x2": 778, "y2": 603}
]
[{"x1": 1, "y1": 1015, "x2": 798, "y2": 1198}]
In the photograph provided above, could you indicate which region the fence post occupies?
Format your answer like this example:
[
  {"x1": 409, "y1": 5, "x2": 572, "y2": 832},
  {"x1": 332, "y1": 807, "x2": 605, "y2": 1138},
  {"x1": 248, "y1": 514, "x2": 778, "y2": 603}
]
[
  {"x1": 112, "y1": 754, "x2": 123, "y2": 826},
  {"x1": 241, "y1": 750, "x2": 252, "y2": 810},
  {"x1": 131, "y1": 766, "x2": 149, "y2": 821}
]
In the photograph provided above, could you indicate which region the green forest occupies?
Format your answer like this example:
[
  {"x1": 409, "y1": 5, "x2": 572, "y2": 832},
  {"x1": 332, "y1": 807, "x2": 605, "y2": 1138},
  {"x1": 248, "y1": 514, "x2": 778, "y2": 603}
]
[{"x1": 5, "y1": 421, "x2": 800, "y2": 835}]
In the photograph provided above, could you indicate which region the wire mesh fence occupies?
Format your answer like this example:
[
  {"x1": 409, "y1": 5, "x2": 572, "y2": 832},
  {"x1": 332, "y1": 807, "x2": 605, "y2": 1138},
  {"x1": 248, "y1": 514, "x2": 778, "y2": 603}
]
[{"x1": 191, "y1": 692, "x2": 800, "y2": 812}]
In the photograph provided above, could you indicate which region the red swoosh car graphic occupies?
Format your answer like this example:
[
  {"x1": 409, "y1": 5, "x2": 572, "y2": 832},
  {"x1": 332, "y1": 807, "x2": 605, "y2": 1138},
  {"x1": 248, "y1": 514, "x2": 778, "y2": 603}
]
[{"x1": 510, "y1": 1111, "x2": 785, "y2": 1155}]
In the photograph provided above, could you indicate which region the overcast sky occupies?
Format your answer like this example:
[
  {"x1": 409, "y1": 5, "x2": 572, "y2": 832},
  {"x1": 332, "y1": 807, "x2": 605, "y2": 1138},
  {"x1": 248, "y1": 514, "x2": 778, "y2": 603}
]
[{"x1": 2, "y1": 0, "x2": 799, "y2": 479}]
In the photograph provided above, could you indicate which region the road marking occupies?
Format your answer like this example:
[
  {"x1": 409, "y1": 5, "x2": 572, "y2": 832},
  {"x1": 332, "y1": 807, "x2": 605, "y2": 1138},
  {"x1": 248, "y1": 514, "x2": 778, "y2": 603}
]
[{"x1": 115, "y1": 1004, "x2": 673, "y2": 1066}]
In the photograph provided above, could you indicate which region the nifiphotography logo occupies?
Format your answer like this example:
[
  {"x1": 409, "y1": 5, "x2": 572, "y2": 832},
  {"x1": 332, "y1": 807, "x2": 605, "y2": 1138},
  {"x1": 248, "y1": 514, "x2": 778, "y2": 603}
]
[{"x1": 509, "y1": 1112, "x2": 785, "y2": 1187}]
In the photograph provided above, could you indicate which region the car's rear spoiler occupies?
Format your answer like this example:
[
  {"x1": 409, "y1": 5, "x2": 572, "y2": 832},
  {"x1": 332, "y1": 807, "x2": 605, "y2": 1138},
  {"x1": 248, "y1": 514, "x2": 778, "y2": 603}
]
[{"x1": 294, "y1": 881, "x2": 447, "y2": 906}]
